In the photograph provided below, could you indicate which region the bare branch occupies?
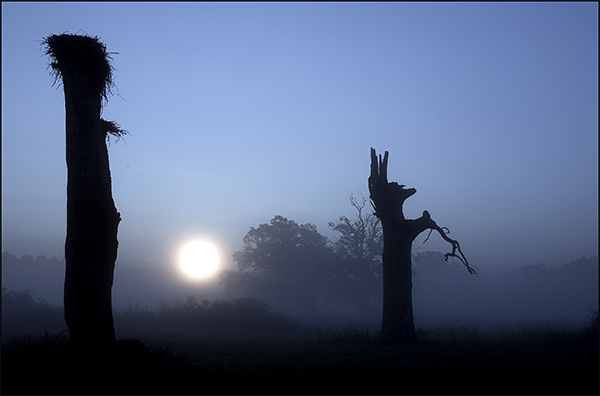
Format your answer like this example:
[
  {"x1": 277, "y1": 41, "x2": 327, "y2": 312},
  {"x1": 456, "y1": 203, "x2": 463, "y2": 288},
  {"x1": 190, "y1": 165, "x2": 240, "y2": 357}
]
[
  {"x1": 425, "y1": 219, "x2": 476, "y2": 275},
  {"x1": 422, "y1": 229, "x2": 434, "y2": 243}
]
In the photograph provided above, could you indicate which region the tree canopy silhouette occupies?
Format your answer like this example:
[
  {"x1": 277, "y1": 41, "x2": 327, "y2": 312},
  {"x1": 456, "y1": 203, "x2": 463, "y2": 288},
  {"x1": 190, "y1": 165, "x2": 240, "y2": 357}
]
[
  {"x1": 221, "y1": 209, "x2": 388, "y2": 318},
  {"x1": 220, "y1": 215, "x2": 336, "y2": 316},
  {"x1": 43, "y1": 33, "x2": 125, "y2": 351},
  {"x1": 369, "y1": 148, "x2": 474, "y2": 344},
  {"x1": 328, "y1": 195, "x2": 383, "y2": 318}
]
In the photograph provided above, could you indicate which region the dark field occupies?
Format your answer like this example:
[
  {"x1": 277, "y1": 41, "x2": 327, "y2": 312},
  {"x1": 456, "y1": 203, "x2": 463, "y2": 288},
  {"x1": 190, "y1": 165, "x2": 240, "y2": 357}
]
[
  {"x1": 2, "y1": 291, "x2": 598, "y2": 394},
  {"x1": 2, "y1": 324, "x2": 598, "y2": 395}
]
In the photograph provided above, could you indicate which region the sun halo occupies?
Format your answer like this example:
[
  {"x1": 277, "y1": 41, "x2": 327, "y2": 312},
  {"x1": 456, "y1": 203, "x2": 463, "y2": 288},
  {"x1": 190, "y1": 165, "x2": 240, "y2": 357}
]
[{"x1": 179, "y1": 240, "x2": 220, "y2": 279}]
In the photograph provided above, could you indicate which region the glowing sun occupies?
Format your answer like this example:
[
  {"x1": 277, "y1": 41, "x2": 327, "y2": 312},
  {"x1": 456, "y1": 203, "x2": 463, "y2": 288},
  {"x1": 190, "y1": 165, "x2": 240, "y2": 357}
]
[{"x1": 179, "y1": 240, "x2": 220, "y2": 278}]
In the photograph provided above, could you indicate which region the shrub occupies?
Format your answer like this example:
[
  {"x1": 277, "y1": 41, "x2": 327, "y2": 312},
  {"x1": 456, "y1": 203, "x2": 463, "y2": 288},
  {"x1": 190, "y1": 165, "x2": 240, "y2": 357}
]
[
  {"x1": 581, "y1": 309, "x2": 599, "y2": 346},
  {"x1": 1, "y1": 288, "x2": 65, "y2": 335},
  {"x1": 316, "y1": 325, "x2": 376, "y2": 344},
  {"x1": 152, "y1": 296, "x2": 298, "y2": 332},
  {"x1": 114, "y1": 303, "x2": 157, "y2": 323}
]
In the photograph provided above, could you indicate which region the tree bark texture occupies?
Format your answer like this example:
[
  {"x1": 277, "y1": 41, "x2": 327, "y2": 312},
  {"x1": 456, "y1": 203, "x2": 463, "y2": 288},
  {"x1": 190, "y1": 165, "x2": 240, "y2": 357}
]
[{"x1": 45, "y1": 34, "x2": 121, "y2": 350}]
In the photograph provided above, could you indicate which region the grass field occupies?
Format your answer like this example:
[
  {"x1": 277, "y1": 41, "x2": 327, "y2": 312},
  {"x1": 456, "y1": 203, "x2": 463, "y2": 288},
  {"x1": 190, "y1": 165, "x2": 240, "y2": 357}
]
[{"x1": 2, "y1": 321, "x2": 598, "y2": 395}]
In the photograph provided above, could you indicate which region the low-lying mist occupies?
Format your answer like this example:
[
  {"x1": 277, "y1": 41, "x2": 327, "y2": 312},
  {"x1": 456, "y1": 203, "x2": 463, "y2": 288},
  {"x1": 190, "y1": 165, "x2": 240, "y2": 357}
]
[
  {"x1": 3, "y1": 263, "x2": 598, "y2": 395},
  {"x1": 2, "y1": 251, "x2": 597, "y2": 336}
]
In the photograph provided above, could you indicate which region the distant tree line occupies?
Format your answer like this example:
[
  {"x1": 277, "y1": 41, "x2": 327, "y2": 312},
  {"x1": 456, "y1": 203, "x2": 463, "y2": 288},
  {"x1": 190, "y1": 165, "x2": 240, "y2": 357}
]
[
  {"x1": 2, "y1": 253, "x2": 597, "y2": 336},
  {"x1": 1, "y1": 252, "x2": 60, "y2": 263},
  {"x1": 219, "y1": 197, "x2": 598, "y2": 322},
  {"x1": 219, "y1": 196, "x2": 384, "y2": 319},
  {"x1": 411, "y1": 252, "x2": 598, "y2": 323},
  {"x1": 3, "y1": 216, "x2": 597, "y2": 326}
]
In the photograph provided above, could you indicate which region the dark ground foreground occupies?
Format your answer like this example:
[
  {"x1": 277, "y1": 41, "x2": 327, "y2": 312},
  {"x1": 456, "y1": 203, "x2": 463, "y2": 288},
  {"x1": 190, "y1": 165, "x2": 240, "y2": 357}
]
[{"x1": 2, "y1": 328, "x2": 598, "y2": 395}]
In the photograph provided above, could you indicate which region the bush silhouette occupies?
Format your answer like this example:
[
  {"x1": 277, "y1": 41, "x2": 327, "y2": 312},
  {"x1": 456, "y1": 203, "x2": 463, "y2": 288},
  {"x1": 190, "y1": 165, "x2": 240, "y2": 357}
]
[
  {"x1": 1, "y1": 288, "x2": 65, "y2": 334},
  {"x1": 155, "y1": 296, "x2": 297, "y2": 332}
]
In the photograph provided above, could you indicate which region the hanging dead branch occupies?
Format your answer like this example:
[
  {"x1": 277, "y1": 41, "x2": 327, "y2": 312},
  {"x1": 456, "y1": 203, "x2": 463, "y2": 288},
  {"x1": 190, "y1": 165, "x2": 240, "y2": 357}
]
[{"x1": 423, "y1": 217, "x2": 476, "y2": 274}]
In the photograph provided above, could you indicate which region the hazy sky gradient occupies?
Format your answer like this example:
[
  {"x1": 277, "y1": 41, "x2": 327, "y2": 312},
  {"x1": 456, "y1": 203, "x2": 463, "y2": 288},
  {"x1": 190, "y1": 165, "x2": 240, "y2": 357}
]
[{"x1": 2, "y1": 2, "x2": 598, "y2": 276}]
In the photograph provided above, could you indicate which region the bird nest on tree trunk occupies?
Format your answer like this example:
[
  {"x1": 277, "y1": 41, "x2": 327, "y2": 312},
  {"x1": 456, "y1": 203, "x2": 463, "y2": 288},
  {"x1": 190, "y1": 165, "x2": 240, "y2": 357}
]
[{"x1": 43, "y1": 33, "x2": 128, "y2": 142}]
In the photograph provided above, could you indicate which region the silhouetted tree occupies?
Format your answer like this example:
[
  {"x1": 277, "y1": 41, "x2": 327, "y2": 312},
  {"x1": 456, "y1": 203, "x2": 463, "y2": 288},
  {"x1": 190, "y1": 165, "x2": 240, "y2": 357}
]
[
  {"x1": 328, "y1": 195, "x2": 383, "y2": 318},
  {"x1": 43, "y1": 33, "x2": 126, "y2": 351},
  {"x1": 369, "y1": 148, "x2": 475, "y2": 344},
  {"x1": 220, "y1": 216, "x2": 335, "y2": 316}
]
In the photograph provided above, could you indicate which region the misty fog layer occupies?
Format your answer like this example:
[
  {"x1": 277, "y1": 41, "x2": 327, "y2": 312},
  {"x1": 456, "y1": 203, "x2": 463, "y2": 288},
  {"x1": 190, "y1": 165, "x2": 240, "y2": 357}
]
[{"x1": 3, "y1": 250, "x2": 597, "y2": 335}]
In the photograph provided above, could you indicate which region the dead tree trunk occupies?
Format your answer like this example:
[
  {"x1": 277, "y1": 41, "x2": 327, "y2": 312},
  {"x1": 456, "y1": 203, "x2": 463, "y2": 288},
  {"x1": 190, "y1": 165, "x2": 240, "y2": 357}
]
[
  {"x1": 368, "y1": 148, "x2": 475, "y2": 344},
  {"x1": 44, "y1": 34, "x2": 125, "y2": 351}
]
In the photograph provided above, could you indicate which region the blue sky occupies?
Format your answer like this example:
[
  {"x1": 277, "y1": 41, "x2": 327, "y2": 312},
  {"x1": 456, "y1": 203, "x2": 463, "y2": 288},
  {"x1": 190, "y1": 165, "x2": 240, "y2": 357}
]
[{"x1": 2, "y1": 2, "x2": 598, "y2": 277}]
